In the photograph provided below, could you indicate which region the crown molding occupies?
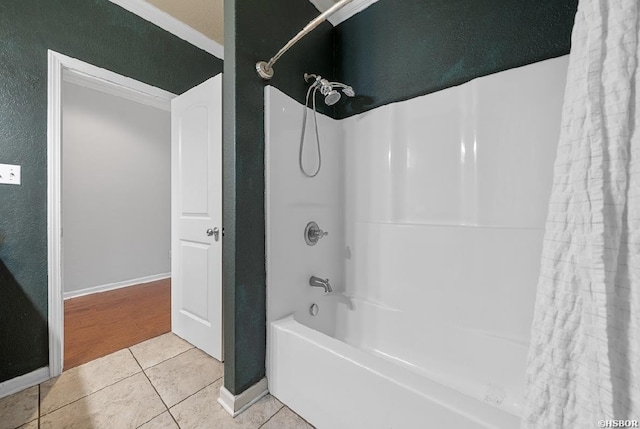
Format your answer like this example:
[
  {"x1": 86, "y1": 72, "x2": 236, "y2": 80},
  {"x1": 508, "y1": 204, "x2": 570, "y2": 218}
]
[
  {"x1": 308, "y1": 0, "x2": 379, "y2": 26},
  {"x1": 107, "y1": 0, "x2": 224, "y2": 60}
]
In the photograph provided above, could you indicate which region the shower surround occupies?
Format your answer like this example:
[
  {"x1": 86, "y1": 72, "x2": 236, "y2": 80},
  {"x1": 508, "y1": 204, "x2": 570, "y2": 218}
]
[{"x1": 265, "y1": 56, "x2": 569, "y2": 428}]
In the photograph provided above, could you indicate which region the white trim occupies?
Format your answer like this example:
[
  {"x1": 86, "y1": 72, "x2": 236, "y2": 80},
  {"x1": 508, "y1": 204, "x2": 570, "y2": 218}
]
[
  {"x1": 308, "y1": 0, "x2": 379, "y2": 26},
  {"x1": 48, "y1": 51, "x2": 64, "y2": 379},
  {"x1": 107, "y1": 0, "x2": 224, "y2": 60},
  {"x1": 63, "y1": 273, "x2": 171, "y2": 300},
  {"x1": 0, "y1": 367, "x2": 49, "y2": 399},
  {"x1": 63, "y1": 70, "x2": 171, "y2": 111},
  {"x1": 47, "y1": 50, "x2": 177, "y2": 379},
  {"x1": 218, "y1": 378, "x2": 269, "y2": 417}
]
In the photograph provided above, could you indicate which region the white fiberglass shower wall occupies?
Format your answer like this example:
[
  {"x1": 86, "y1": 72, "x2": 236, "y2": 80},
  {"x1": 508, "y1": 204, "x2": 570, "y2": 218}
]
[{"x1": 266, "y1": 56, "x2": 569, "y2": 428}]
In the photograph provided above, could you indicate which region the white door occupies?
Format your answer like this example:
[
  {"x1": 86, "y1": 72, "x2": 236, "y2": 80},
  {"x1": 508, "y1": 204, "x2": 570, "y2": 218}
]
[{"x1": 171, "y1": 74, "x2": 222, "y2": 360}]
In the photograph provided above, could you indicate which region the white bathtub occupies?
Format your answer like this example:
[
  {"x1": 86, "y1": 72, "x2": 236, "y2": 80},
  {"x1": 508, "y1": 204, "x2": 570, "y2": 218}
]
[{"x1": 268, "y1": 294, "x2": 522, "y2": 429}]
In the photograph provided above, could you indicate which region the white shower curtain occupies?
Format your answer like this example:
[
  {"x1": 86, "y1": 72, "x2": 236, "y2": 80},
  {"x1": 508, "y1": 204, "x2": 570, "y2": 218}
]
[{"x1": 522, "y1": 0, "x2": 640, "y2": 428}]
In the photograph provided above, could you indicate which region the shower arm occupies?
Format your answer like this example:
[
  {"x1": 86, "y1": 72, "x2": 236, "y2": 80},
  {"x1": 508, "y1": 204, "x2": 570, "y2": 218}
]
[
  {"x1": 256, "y1": 0, "x2": 354, "y2": 80},
  {"x1": 304, "y1": 74, "x2": 351, "y2": 91},
  {"x1": 327, "y1": 82, "x2": 351, "y2": 89}
]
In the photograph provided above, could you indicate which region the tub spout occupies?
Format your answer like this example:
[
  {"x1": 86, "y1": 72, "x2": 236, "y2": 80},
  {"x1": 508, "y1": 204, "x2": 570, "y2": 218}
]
[{"x1": 309, "y1": 276, "x2": 332, "y2": 293}]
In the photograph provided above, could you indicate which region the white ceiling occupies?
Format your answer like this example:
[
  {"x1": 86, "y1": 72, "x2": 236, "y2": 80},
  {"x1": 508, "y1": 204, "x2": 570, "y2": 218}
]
[{"x1": 144, "y1": 0, "x2": 224, "y2": 44}]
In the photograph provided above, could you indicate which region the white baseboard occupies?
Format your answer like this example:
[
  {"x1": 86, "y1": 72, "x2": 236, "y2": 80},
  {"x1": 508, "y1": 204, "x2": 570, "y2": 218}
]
[
  {"x1": 218, "y1": 378, "x2": 269, "y2": 417},
  {"x1": 63, "y1": 273, "x2": 171, "y2": 300},
  {"x1": 0, "y1": 367, "x2": 50, "y2": 399}
]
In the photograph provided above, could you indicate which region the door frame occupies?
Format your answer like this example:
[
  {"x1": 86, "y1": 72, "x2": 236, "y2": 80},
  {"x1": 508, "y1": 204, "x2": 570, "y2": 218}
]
[{"x1": 47, "y1": 50, "x2": 176, "y2": 377}]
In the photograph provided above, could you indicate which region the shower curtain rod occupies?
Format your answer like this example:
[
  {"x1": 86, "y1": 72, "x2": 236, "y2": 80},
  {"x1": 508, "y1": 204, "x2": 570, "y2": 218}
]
[{"x1": 256, "y1": 0, "x2": 354, "y2": 80}]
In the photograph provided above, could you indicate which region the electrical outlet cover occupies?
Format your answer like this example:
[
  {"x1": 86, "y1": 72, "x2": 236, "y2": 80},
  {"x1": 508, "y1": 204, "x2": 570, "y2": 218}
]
[{"x1": 0, "y1": 163, "x2": 21, "y2": 185}]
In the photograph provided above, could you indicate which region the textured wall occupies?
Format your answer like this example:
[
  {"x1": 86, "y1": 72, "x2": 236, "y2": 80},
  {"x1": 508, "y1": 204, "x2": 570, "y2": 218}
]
[
  {"x1": 223, "y1": 0, "x2": 333, "y2": 394},
  {"x1": 0, "y1": 0, "x2": 221, "y2": 382},
  {"x1": 334, "y1": 0, "x2": 578, "y2": 118}
]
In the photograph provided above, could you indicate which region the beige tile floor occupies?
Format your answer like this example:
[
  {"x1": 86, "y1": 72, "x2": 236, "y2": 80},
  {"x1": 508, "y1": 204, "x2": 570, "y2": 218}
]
[{"x1": 0, "y1": 333, "x2": 314, "y2": 429}]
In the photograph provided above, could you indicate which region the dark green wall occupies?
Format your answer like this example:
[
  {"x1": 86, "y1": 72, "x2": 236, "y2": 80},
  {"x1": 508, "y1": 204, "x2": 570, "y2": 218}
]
[
  {"x1": 334, "y1": 0, "x2": 578, "y2": 118},
  {"x1": 222, "y1": 0, "x2": 333, "y2": 394},
  {"x1": 0, "y1": 0, "x2": 221, "y2": 382}
]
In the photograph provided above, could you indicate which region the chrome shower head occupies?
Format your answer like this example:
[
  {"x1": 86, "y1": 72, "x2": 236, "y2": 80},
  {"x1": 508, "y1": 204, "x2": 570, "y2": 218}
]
[
  {"x1": 324, "y1": 90, "x2": 341, "y2": 106},
  {"x1": 304, "y1": 73, "x2": 354, "y2": 106}
]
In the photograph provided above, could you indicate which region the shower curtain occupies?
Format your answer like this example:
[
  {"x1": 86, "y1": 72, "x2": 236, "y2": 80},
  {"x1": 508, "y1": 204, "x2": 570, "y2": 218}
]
[{"x1": 522, "y1": 0, "x2": 639, "y2": 428}]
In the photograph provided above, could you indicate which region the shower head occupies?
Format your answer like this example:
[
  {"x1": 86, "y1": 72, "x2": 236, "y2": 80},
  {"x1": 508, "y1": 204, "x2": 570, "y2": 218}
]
[
  {"x1": 325, "y1": 90, "x2": 341, "y2": 106},
  {"x1": 304, "y1": 73, "x2": 355, "y2": 106}
]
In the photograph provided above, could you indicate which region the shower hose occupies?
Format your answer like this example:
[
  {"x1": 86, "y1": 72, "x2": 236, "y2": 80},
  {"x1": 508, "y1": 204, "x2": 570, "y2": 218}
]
[{"x1": 299, "y1": 83, "x2": 322, "y2": 178}]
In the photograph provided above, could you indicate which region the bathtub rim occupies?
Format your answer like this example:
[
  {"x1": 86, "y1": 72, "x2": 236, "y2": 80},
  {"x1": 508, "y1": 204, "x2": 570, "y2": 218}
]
[{"x1": 268, "y1": 315, "x2": 521, "y2": 428}]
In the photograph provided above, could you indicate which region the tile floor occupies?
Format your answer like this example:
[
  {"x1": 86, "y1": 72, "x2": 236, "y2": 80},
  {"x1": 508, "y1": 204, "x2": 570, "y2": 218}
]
[{"x1": 0, "y1": 333, "x2": 314, "y2": 429}]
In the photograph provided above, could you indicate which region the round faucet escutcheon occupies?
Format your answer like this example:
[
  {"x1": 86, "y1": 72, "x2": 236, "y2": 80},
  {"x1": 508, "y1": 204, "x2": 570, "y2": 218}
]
[{"x1": 304, "y1": 221, "x2": 328, "y2": 246}]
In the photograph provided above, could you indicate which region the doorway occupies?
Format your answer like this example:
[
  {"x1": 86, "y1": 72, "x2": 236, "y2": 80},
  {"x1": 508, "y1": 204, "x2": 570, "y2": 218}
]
[
  {"x1": 47, "y1": 51, "x2": 222, "y2": 378},
  {"x1": 47, "y1": 52, "x2": 174, "y2": 375},
  {"x1": 61, "y1": 71, "x2": 172, "y2": 369}
]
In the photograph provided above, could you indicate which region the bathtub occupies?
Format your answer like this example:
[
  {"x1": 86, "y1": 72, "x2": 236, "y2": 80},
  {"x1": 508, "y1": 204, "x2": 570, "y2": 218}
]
[{"x1": 268, "y1": 293, "x2": 522, "y2": 429}]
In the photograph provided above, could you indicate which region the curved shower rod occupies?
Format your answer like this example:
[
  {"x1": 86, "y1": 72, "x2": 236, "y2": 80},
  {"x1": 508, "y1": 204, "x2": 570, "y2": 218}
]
[{"x1": 256, "y1": 0, "x2": 354, "y2": 80}]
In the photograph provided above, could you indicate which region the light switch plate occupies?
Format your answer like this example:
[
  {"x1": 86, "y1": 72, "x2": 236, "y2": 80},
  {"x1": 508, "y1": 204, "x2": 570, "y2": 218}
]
[{"x1": 0, "y1": 163, "x2": 21, "y2": 185}]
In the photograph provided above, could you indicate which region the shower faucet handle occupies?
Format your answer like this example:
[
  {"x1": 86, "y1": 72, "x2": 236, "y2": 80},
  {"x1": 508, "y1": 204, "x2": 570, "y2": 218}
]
[
  {"x1": 311, "y1": 228, "x2": 328, "y2": 238},
  {"x1": 304, "y1": 221, "x2": 328, "y2": 246}
]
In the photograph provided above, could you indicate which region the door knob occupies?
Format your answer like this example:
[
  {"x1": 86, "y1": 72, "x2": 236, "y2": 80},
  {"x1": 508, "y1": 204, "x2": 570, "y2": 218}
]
[{"x1": 207, "y1": 227, "x2": 220, "y2": 241}]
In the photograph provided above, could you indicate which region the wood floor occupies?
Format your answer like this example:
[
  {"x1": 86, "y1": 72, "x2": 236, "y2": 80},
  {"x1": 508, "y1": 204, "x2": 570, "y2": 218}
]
[{"x1": 64, "y1": 278, "x2": 171, "y2": 370}]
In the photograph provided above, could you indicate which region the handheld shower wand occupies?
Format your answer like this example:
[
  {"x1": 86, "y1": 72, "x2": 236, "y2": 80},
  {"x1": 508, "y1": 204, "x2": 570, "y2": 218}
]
[{"x1": 299, "y1": 73, "x2": 355, "y2": 177}]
